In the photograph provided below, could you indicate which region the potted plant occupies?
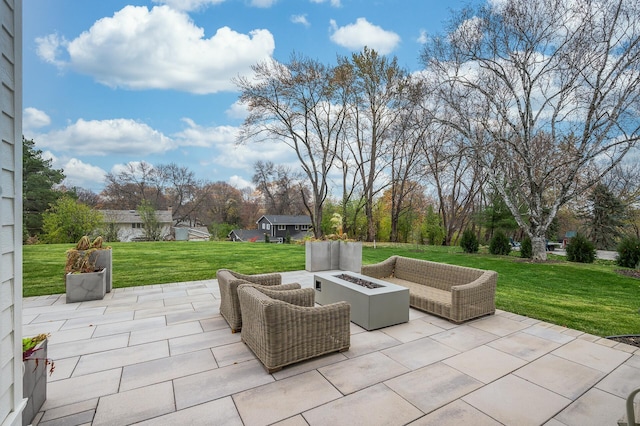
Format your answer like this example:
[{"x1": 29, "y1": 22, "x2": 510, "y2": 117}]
[
  {"x1": 64, "y1": 236, "x2": 110, "y2": 303},
  {"x1": 22, "y1": 334, "x2": 54, "y2": 426}
]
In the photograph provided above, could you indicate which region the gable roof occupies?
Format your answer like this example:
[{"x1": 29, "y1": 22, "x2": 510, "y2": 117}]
[
  {"x1": 257, "y1": 215, "x2": 311, "y2": 226},
  {"x1": 100, "y1": 209, "x2": 173, "y2": 224}
]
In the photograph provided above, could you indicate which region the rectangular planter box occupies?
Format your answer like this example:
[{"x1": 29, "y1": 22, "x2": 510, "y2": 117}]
[
  {"x1": 314, "y1": 272, "x2": 409, "y2": 330},
  {"x1": 23, "y1": 339, "x2": 47, "y2": 426},
  {"x1": 305, "y1": 241, "x2": 362, "y2": 272},
  {"x1": 65, "y1": 268, "x2": 106, "y2": 303}
]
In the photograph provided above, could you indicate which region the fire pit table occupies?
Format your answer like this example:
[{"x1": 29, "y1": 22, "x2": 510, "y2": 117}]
[{"x1": 314, "y1": 271, "x2": 409, "y2": 330}]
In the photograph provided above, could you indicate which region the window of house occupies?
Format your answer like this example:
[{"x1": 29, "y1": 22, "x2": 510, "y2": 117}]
[
  {"x1": 301, "y1": 225, "x2": 308, "y2": 230},
  {"x1": 266, "y1": 224, "x2": 271, "y2": 230},
  {"x1": 295, "y1": 225, "x2": 299, "y2": 230},
  {"x1": 278, "y1": 225, "x2": 286, "y2": 230}
]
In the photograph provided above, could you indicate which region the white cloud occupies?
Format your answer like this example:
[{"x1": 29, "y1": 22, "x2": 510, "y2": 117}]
[
  {"x1": 310, "y1": 0, "x2": 341, "y2": 7},
  {"x1": 291, "y1": 14, "x2": 310, "y2": 27},
  {"x1": 225, "y1": 100, "x2": 250, "y2": 120},
  {"x1": 61, "y1": 158, "x2": 108, "y2": 189},
  {"x1": 329, "y1": 18, "x2": 400, "y2": 55},
  {"x1": 229, "y1": 175, "x2": 254, "y2": 190},
  {"x1": 173, "y1": 118, "x2": 239, "y2": 147},
  {"x1": 37, "y1": 118, "x2": 174, "y2": 156},
  {"x1": 23, "y1": 107, "x2": 51, "y2": 131},
  {"x1": 35, "y1": 33, "x2": 67, "y2": 67},
  {"x1": 37, "y1": 5, "x2": 275, "y2": 94},
  {"x1": 417, "y1": 29, "x2": 427, "y2": 44},
  {"x1": 250, "y1": 0, "x2": 277, "y2": 7},
  {"x1": 152, "y1": 0, "x2": 226, "y2": 12}
]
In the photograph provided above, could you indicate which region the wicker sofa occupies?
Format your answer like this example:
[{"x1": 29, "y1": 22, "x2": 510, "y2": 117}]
[
  {"x1": 361, "y1": 256, "x2": 497, "y2": 323},
  {"x1": 238, "y1": 284, "x2": 350, "y2": 373},
  {"x1": 216, "y1": 269, "x2": 300, "y2": 333}
]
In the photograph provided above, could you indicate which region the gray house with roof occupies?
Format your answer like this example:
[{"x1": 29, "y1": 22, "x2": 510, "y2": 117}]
[{"x1": 228, "y1": 215, "x2": 312, "y2": 242}]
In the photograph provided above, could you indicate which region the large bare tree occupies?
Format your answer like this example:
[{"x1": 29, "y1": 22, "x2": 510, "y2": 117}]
[
  {"x1": 235, "y1": 54, "x2": 348, "y2": 238},
  {"x1": 338, "y1": 47, "x2": 409, "y2": 241},
  {"x1": 422, "y1": 0, "x2": 640, "y2": 260}
]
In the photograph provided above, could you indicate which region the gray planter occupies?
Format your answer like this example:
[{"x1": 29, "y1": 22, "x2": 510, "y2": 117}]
[
  {"x1": 305, "y1": 241, "x2": 362, "y2": 272},
  {"x1": 65, "y1": 268, "x2": 106, "y2": 303},
  {"x1": 94, "y1": 249, "x2": 112, "y2": 292},
  {"x1": 338, "y1": 241, "x2": 362, "y2": 272},
  {"x1": 23, "y1": 339, "x2": 48, "y2": 426}
]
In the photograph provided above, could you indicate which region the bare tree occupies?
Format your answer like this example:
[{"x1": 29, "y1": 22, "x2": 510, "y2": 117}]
[
  {"x1": 422, "y1": 0, "x2": 640, "y2": 259},
  {"x1": 338, "y1": 47, "x2": 410, "y2": 241},
  {"x1": 252, "y1": 161, "x2": 308, "y2": 215},
  {"x1": 234, "y1": 54, "x2": 348, "y2": 238}
]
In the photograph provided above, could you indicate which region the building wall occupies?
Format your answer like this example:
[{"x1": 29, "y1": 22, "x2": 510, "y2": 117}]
[{"x1": 0, "y1": 0, "x2": 26, "y2": 424}]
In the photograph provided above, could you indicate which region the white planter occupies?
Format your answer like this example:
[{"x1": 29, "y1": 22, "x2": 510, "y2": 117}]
[
  {"x1": 65, "y1": 268, "x2": 106, "y2": 303},
  {"x1": 23, "y1": 339, "x2": 48, "y2": 426}
]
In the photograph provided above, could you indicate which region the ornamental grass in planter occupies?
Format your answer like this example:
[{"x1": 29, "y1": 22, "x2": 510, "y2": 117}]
[{"x1": 65, "y1": 236, "x2": 111, "y2": 303}]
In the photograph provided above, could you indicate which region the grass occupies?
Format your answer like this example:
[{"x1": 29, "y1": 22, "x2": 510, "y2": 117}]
[{"x1": 23, "y1": 241, "x2": 640, "y2": 337}]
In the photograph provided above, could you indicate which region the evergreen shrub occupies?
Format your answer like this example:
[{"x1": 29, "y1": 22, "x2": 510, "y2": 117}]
[
  {"x1": 489, "y1": 231, "x2": 512, "y2": 255},
  {"x1": 616, "y1": 236, "x2": 640, "y2": 269},
  {"x1": 520, "y1": 236, "x2": 532, "y2": 259},
  {"x1": 565, "y1": 233, "x2": 596, "y2": 263},
  {"x1": 460, "y1": 229, "x2": 479, "y2": 253}
]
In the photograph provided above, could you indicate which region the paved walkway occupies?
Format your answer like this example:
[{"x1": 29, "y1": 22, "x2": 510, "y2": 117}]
[{"x1": 23, "y1": 271, "x2": 639, "y2": 425}]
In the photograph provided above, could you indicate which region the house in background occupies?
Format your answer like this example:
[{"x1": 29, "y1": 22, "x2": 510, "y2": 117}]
[
  {"x1": 100, "y1": 209, "x2": 173, "y2": 242},
  {"x1": 229, "y1": 215, "x2": 312, "y2": 242}
]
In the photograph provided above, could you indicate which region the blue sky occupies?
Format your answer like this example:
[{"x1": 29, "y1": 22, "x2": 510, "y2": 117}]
[{"x1": 23, "y1": 0, "x2": 469, "y2": 193}]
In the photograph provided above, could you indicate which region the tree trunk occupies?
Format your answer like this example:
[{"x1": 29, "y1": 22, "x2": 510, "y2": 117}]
[{"x1": 531, "y1": 236, "x2": 547, "y2": 261}]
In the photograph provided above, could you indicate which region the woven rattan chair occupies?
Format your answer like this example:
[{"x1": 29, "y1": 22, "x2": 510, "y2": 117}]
[
  {"x1": 237, "y1": 284, "x2": 350, "y2": 373},
  {"x1": 216, "y1": 269, "x2": 300, "y2": 333}
]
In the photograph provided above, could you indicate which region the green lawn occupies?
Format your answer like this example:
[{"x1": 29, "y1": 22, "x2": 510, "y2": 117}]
[{"x1": 23, "y1": 241, "x2": 640, "y2": 337}]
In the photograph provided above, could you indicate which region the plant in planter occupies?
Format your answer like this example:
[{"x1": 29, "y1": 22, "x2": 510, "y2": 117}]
[
  {"x1": 64, "y1": 236, "x2": 111, "y2": 303},
  {"x1": 23, "y1": 334, "x2": 54, "y2": 426}
]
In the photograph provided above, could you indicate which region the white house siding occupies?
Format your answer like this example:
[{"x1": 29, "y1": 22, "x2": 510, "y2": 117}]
[{"x1": 0, "y1": 0, "x2": 25, "y2": 424}]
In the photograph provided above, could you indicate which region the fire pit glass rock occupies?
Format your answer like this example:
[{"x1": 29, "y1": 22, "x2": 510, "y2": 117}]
[{"x1": 335, "y1": 274, "x2": 383, "y2": 289}]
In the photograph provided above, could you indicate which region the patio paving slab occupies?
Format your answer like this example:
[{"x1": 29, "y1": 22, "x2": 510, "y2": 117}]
[
  {"x1": 487, "y1": 330, "x2": 562, "y2": 361},
  {"x1": 381, "y1": 336, "x2": 460, "y2": 370},
  {"x1": 317, "y1": 351, "x2": 409, "y2": 394},
  {"x1": 93, "y1": 381, "x2": 175, "y2": 425},
  {"x1": 73, "y1": 340, "x2": 169, "y2": 376},
  {"x1": 442, "y1": 344, "x2": 527, "y2": 384},
  {"x1": 409, "y1": 399, "x2": 502, "y2": 425},
  {"x1": 514, "y1": 354, "x2": 606, "y2": 399},
  {"x1": 120, "y1": 348, "x2": 217, "y2": 391},
  {"x1": 234, "y1": 370, "x2": 342, "y2": 425},
  {"x1": 552, "y1": 338, "x2": 631, "y2": 373},
  {"x1": 303, "y1": 383, "x2": 424, "y2": 426},
  {"x1": 43, "y1": 368, "x2": 122, "y2": 410},
  {"x1": 132, "y1": 397, "x2": 243, "y2": 426},
  {"x1": 173, "y1": 360, "x2": 273, "y2": 409},
  {"x1": 595, "y1": 363, "x2": 640, "y2": 399},
  {"x1": 430, "y1": 324, "x2": 499, "y2": 352},
  {"x1": 554, "y1": 388, "x2": 626, "y2": 426},
  {"x1": 462, "y1": 374, "x2": 571, "y2": 425},
  {"x1": 385, "y1": 362, "x2": 483, "y2": 414}
]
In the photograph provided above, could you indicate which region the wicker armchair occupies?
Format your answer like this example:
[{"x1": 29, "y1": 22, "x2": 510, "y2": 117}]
[
  {"x1": 237, "y1": 284, "x2": 351, "y2": 373},
  {"x1": 216, "y1": 269, "x2": 300, "y2": 333}
]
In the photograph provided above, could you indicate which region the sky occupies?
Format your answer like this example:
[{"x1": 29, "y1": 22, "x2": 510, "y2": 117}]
[{"x1": 22, "y1": 0, "x2": 472, "y2": 194}]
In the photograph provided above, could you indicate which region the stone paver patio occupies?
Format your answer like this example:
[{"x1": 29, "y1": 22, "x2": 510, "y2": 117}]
[{"x1": 22, "y1": 270, "x2": 640, "y2": 425}]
